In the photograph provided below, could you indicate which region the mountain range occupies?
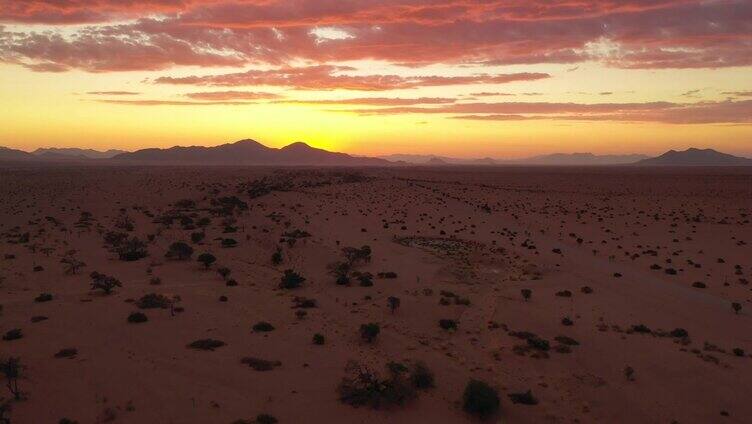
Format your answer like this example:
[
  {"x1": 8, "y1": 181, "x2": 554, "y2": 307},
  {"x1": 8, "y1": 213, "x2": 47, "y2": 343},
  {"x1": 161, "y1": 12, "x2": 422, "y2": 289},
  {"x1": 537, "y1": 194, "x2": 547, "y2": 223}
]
[{"x1": 1, "y1": 141, "x2": 750, "y2": 167}]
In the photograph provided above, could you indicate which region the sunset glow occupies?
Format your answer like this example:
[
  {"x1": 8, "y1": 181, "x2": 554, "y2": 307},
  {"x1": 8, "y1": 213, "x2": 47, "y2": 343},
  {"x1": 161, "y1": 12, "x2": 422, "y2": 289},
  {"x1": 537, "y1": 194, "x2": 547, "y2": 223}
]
[{"x1": 2, "y1": 0, "x2": 751, "y2": 157}]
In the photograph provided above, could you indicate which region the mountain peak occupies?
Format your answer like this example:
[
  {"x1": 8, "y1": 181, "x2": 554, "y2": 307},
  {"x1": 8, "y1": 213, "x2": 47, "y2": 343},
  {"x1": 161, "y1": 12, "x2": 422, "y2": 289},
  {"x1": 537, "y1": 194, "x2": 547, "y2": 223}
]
[{"x1": 637, "y1": 147, "x2": 752, "y2": 166}]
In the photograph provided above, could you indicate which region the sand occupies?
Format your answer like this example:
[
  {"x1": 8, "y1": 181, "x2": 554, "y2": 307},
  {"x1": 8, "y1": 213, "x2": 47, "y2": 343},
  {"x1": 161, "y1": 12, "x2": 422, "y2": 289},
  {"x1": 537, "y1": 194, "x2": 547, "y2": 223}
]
[{"x1": 0, "y1": 165, "x2": 750, "y2": 423}]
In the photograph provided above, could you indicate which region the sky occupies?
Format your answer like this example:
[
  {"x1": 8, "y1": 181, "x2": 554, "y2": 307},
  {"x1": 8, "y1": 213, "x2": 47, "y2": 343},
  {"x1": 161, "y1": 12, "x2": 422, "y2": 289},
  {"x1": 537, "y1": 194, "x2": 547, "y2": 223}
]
[{"x1": 1, "y1": 0, "x2": 751, "y2": 158}]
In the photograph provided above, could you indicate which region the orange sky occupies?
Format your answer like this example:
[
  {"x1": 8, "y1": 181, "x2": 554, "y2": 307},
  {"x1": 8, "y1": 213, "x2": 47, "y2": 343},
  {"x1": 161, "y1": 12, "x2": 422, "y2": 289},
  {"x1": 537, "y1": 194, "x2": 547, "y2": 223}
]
[{"x1": 1, "y1": 0, "x2": 751, "y2": 158}]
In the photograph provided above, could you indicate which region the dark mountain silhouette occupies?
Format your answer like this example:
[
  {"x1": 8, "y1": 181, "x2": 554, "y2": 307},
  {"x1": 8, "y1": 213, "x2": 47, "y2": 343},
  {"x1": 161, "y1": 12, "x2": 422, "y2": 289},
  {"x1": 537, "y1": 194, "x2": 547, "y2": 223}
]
[
  {"x1": 33, "y1": 147, "x2": 127, "y2": 159},
  {"x1": 113, "y1": 139, "x2": 390, "y2": 166},
  {"x1": 0, "y1": 147, "x2": 34, "y2": 161},
  {"x1": 636, "y1": 148, "x2": 752, "y2": 166}
]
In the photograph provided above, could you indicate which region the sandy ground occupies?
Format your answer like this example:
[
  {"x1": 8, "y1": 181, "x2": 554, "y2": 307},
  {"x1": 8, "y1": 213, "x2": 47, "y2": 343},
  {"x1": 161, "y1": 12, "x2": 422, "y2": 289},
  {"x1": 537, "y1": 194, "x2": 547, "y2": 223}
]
[{"x1": 0, "y1": 165, "x2": 750, "y2": 424}]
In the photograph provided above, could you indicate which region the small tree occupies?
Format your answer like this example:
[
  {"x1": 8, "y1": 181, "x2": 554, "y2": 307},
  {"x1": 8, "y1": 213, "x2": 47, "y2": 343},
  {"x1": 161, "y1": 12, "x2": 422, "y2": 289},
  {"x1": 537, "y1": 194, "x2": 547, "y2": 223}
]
[
  {"x1": 197, "y1": 253, "x2": 216, "y2": 269},
  {"x1": 90, "y1": 271, "x2": 122, "y2": 295},
  {"x1": 360, "y1": 323, "x2": 380, "y2": 343},
  {"x1": 165, "y1": 242, "x2": 194, "y2": 260},
  {"x1": 387, "y1": 296, "x2": 401, "y2": 314},
  {"x1": 117, "y1": 237, "x2": 148, "y2": 261},
  {"x1": 279, "y1": 269, "x2": 305, "y2": 289},
  {"x1": 521, "y1": 289, "x2": 532, "y2": 302},
  {"x1": 0, "y1": 357, "x2": 21, "y2": 400},
  {"x1": 732, "y1": 302, "x2": 742, "y2": 314}
]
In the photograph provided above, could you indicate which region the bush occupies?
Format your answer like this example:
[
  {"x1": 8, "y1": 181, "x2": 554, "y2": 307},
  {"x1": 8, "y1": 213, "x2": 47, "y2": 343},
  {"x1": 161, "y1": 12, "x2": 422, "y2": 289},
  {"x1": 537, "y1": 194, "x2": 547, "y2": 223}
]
[
  {"x1": 271, "y1": 248, "x2": 283, "y2": 265},
  {"x1": 462, "y1": 379, "x2": 499, "y2": 419},
  {"x1": 279, "y1": 269, "x2": 305, "y2": 289},
  {"x1": 360, "y1": 323, "x2": 380, "y2": 343},
  {"x1": 197, "y1": 253, "x2": 217, "y2": 269},
  {"x1": 313, "y1": 333, "x2": 325, "y2": 345},
  {"x1": 191, "y1": 232, "x2": 205, "y2": 243},
  {"x1": 253, "y1": 321, "x2": 275, "y2": 332},
  {"x1": 508, "y1": 389, "x2": 538, "y2": 405},
  {"x1": 410, "y1": 362, "x2": 435, "y2": 389},
  {"x1": 187, "y1": 339, "x2": 225, "y2": 351},
  {"x1": 2, "y1": 329, "x2": 22, "y2": 341},
  {"x1": 165, "y1": 242, "x2": 194, "y2": 260},
  {"x1": 241, "y1": 357, "x2": 282, "y2": 371},
  {"x1": 117, "y1": 237, "x2": 148, "y2": 261},
  {"x1": 90, "y1": 271, "x2": 122, "y2": 295},
  {"x1": 439, "y1": 319, "x2": 458, "y2": 331},
  {"x1": 127, "y1": 312, "x2": 148, "y2": 323},
  {"x1": 136, "y1": 293, "x2": 170, "y2": 309},
  {"x1": 338, "y1": 361, "x2": 416, "y2": 409},
  {"x1": 34, "y1": 293, "x2": 53, "y2": 303}
]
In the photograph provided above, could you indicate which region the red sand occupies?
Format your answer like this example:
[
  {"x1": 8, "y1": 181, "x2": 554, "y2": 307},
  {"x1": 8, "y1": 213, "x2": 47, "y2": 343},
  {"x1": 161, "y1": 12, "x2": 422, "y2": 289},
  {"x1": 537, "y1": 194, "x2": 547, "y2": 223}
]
[{"x1": 1, "y1": 165, "x2": 750, "y2": 423}]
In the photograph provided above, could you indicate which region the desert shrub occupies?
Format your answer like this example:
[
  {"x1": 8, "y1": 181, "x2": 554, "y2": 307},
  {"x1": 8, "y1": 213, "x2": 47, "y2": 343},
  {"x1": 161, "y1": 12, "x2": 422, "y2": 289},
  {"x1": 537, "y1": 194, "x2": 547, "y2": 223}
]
[
  {"x1": 117, "y1": 237, "x2": 148, "y2": 261},
  {"x1": 410, "y1": 362, "x2": 435, "y2": 389},
  {"x1": 313, "y1": 333, "x2": 325, "y2": 345},
  {"x1": 217, "y1": 267, "x2": 232, "y2": 280},
  {"x1": 293, "y1": 297, "x2": 317, "y2": 309},
  {"x1": 555, "y1": 290, "x2": 572, "y2": 297},
  {"x1": 521, "y1": 289, "x2": 532, "y2": 301},
  {"x1": 0, "y1": 357, "x2": 22, "y2": 400},
  {"x1": 462, "y1": 379, "x2": 499, "y2": 419},
  {"x1": 221, "y1": 238, "x2": 238, "y2": 248},
  {"x1": 670, "y1": 328, "x2": 689, "y2": 338},
  {"x1": 60, "y1": 257, "x2": 86, "y2": 275},
  {"x1": 387, "y1": 296, "x2": 401, "y2": 313},
  {"x1": 733, "y1": 348, "x2": 745, "y2": 357},
  {"x1": 439, "y1": 319, "x2": 458, "y2": 331},
  {"x1": 190, "y1": 232, "x2": 205, "y2": 243},
  {"x1": 187, "y1": 339, "x2": 225, "y2": 351},
  {"x1": 90, "y1": 271, "x2": 122, "y2": 295},
  {"x1": 360, "y1": 323, "x2": 380, "y2": 343},
  {"x1": 54, "y1": 348, "x2": 78, "y2": 359},
  {"x1": 241, "y1": 357, "x2": 282, "y2": 371},
  {"x1": 526, "y1": 337, "x2": 550, "y2": 351},
  {"x1": 580, "y1": 286, "x2": 593, "y2": 294},
  {"x1": 165, "y1": 242, "x2": 193, "y2": 260},
  {"x1": 732, "y1": 302, "x2": 742, "y2": 314},
  {"x1": 34, "y1": 293, "x2": 53, "y2": 303},
  {"x1": 561, "y1": 317, "x2": 573, "y2": 326},
  {"x1": 253, "y1": 322, "x2": 275, "y2": 332},
  {"x1": 271, "y1": 248, "x2": 283, "y2": 265},
  {"x1": 255, "y1": 414, "x2": 278, "y2": 424},
  {"x1": 127, "y1": 312, "x2": 148, "y2": 323},
  {"x1": 554, "y1": 336, "x2": 579, "y2": 346},
  {"x1": 631, "y1": 324, "x2": 651, "y2": 334},
  {"x1": 377, "y1": 271, "x2": 398, "y2": 279},
  {"x1": 338, "y1": 361, "x2": 416, "y2": 409},
  {"x1": 279, "y1": 269, "x2": 305, "y2": 289},
  {"x1": 508, "y1": 390, "x2": 538, "y2": 405},
  {"x1": 197, "y1": 253, "x2": 217, "y2": 269},
  {"x1": 2, "y1": 329, "x2": 22, "y2": 341},
  {"x1": 356, "y1": 272, "x2": 373, "y2": 287},
  {"x1": 342, "y1": 245, "x2": 372, "y2": 265},
  {"x1": 136, "y1": 293, "x2": 170, "y2": 309}
]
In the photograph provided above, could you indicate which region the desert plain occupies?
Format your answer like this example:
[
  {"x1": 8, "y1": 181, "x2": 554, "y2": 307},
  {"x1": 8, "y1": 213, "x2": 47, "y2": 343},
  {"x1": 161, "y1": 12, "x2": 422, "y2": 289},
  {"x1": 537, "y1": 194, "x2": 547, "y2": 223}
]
[{"x1": 0, "y1": 164, "x2": 750, "y2": 423}]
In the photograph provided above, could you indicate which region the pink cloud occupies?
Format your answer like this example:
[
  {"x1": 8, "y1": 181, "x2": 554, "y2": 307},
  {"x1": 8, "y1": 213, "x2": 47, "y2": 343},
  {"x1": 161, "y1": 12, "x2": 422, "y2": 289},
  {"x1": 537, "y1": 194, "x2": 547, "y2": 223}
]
[{"x1": 1, "y1": 0, "x2": 750, "y2": 72}]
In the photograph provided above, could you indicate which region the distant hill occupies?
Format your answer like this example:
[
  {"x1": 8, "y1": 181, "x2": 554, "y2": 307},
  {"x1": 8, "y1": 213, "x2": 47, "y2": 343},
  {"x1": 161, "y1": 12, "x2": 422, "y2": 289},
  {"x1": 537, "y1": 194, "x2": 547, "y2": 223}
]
[
  {"x1": 514, "y1": 152, "x2": 649, "y2": 165},
  {"x1": 113, "y1": 139, "x2": 390, "y2": 166},
  {"x1": 381, "y1": 152, "x2": 649, "y2": 165},
  {"x1": 636, "y1": 148, "x2": 752, "y2": 166},
  {"x1": 33, "y1": 147, "x2": 126, "y2": 159},
  {"x1": 0, "y1": 146, "x2": 34, "y2": 161}
]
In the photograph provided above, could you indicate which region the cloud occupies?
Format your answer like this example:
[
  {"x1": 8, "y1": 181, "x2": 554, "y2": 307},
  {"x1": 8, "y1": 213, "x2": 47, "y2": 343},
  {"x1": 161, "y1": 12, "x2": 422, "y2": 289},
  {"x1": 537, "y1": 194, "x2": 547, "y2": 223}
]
[
  {"x1": 721, "y1": 91, "x2": 752, "y2": 97},
  {"x1": 154, "y1": 65, "x2": 550, "y2": 91},
  {"x1": 341, "y1": 99, "x2": 752, "y2": 124},
  {"x1": 87, "y1": 91, "x2": 140, "y2": 95},
  {"x1": 95, "y1": 99, "x2": 256, "y2": 106},
  {"x1": 276, "y1": 97, "x2": 457, "y2": 106},
  {"x1": 184, "y1": 90, "x2": 283, "y2": 100},
  {"x1": 1, "y1": 1, "x2": 750, "y2": 72}
]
